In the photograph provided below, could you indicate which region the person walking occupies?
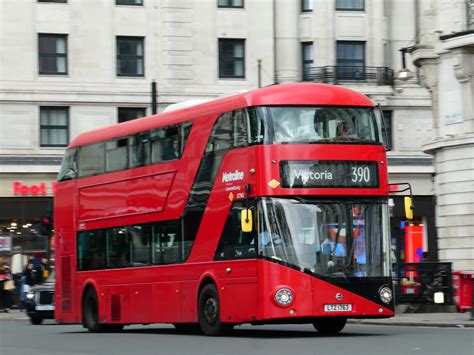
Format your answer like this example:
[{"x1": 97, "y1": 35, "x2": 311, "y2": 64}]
[{"x1": 19, "y1": 263, "x2": 35, "y2": 311}]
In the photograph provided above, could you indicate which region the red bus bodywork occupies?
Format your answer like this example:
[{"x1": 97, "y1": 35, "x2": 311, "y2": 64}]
[{"x1": 54, "y1": 83, "x2": 393, "y2": 330}]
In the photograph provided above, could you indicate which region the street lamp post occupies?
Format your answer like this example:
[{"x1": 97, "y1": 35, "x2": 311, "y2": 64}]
[{"x1": 396, "y1": 48, "x2": 414, "y2": 81}]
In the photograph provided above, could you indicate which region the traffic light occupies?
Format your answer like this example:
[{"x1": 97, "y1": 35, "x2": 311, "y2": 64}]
[{"x1": 38, "y1": 216, "x2": 53, "y2": 237}]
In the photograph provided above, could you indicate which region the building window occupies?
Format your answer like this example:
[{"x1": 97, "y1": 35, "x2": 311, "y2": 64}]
[
  {"x1": 302, "y1": 0, "x2": 313, "y2": 12},
  {"x1": 40, "y1": 107, "x2": 69, "y2": 147},
  {"x1": 118, "y1": 108, "x2": 146, "y2": 123},
  {"x1": 336, "y1": 41, "x2": 365, "y2": 80},
  {"x1": 302, "y1": 42, "x2": 314, "y2": 80},
  {"x1": 117, "y1": 37, "x2": 144, "y2": 77},
  {"x1": 382, "y1": 110, "x2": 393, "y2": 149},
  {"x1": 38, "y1": 0, "x2": 67, "y2": 3},
  {"x1": 217, "y1": 0, "x2": 243, "y2": 8},
  {"x1": 218, "y1": 39, "x2": 245, "y2": 78},
  {"x1": 38, "y1": 34, "x2": 67, "y2": 75},
  {"x1": 336, "y1": 0, "x2": 364, "y2": 11},
  {"x1": 116, "y1": 0, "x2": 143, "y2": 5}
]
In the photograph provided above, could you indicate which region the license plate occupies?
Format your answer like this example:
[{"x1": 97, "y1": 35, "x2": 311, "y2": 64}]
[
  {"x1": 36, "y1": 305, "x2": 54, "y2": 311},
  {"x1": 324, "y1": 304, "x2": 352, "y2": 312}
]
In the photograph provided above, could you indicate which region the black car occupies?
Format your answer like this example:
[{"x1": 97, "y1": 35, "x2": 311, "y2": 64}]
[{"x1": 26, "y1": 271, "x2": 55, "y2": 325}]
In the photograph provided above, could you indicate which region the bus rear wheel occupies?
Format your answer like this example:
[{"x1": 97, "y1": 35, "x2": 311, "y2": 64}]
[
  {"x1": 198, "y1": 284, "x2": 233, "y2": 336},
  {"x1": 313, "y1": 317, "x2": 347, "y2": 334},
  {"x1": 82, "y1": 288, "x2": 123, "y2": 333}
]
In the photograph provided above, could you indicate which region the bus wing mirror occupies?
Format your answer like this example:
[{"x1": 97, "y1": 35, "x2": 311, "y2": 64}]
[
  {"x1": 241, "y1": 209, "x2": 253, "y2": 233},
  {"x1": 404, "y1": 196, "x2": 414, "y2": 220}
]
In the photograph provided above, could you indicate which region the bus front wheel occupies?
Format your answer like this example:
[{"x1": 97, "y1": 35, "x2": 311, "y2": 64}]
[
  {"x1": 82, "y1": 288, "x2": 123, "y2": 333},
  {"x1": 198, "y1": 284, "x2": 233, "y2": 336},
  {"x1": 313, "y1": 317, "x2": 347, "y2": 334}
]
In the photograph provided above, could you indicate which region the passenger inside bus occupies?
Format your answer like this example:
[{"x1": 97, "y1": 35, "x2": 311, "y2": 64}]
[
  {"x1": 163, "y1": 138, "x2": 180, "y2": 160},
  {"x1": 336, "y1": 120, "x2": 357, "y2": 139}
]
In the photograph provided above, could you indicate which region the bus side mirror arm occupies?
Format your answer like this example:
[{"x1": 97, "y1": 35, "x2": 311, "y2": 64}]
[
  {"x1": 377, "y1": 104, "x2": 391, "y2": 152},
  {"x1": 389, "y1": 182, "x2": 414, "y2": 220}
]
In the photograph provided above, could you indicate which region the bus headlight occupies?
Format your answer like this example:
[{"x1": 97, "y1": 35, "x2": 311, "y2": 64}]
[
  {"x1": 379, "y1": 286, "x2": 392, "y2": 304},
  {"x1": 26, "y1": 292, "x2": 35, "y2": 300},
  {"x1": 274, "y1": 288, "x2": 294, "y2": 307}
]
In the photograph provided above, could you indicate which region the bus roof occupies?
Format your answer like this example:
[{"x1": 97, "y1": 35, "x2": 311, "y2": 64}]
[{"x1": 69, "y1": 83, "x2": 374, "y2": 148}]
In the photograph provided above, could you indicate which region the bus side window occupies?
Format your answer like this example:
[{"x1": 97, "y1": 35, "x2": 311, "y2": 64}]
[
  {"x1": 58, "y1": 148, "x2": 78, "y2": 181},
  {"x1": 233, "y1": 109, "x2": 249, "y2": 148},
  {"x1": 106, "y1": 138, "x2": 129, "y2": 172},
  {"x1": 152, "y1": 220, "x2": 182, "y2": 265},
  {"x1": 106, "y1": 227, "x2": 129, "y2": 268},
  {"x1": 129, "y1": 224, "x2": 151, "y2": 266},
  {"x1": 77, "y1": 230, "x2": 106, "y2": 270},
  {"x1": 208, "y1": 112, "x2": 232, "y2": 152},
  {"x1": 78, "y1": 142, "x2": 105, "y2": 178},
  {"x1": 129, "y1": 133, "x2": 150, "y2": 168}
]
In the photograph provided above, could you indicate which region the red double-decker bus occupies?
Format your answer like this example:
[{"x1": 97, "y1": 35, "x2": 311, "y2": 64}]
[{"x1": 54, "y1": 83, "x2": 394, "y2": 335}]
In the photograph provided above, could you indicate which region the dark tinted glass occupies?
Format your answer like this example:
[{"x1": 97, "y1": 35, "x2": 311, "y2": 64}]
[
  {"x1": 106, "y1": 227, "x2": 129, "y2": 268},
  {"x1": 38, "y1": 34, "x2": 67, "y2": 74},
  {"x1": 118, "y1": 107, "x2": 146, "y2": 123},
  {"x1": 116, "y1": 0, "x2": 143, "y2": 5},
  {"x1": 77, "y1": 230, "x2": 106, "y2": 270},
  {"x1": 152, "y1": 221, "x2": 182, "y2": 264},
  {"x1": 117, "y1": 37, "x2": 144, "y2": 76},
  {"x1": 130, "y1": 225, "x2": 151, "y2": 266},
  {"x1": 218, "y1": 39, "x2": 245, "y2": 78},
  {"x1": 215, "y1": 202, "x2": 257, "y2": 260}
]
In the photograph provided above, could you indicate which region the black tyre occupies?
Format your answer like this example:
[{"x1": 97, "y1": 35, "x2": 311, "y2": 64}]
[
  {"x1": 173, "y1": 323, "x2": 201, "y2": 333},
  {"x1": 82, "y1": 288, "x2": 124, "y2": 333},
  {"x1": 313, "y1": 317, "x2": 347, "y2": 334},
  {"x1": 30, "y1": 316, "x2": 43, "y2": 325},
  {"x1": 198, "y1": 284, "x2": 233, "y2": 336},
  {"x1": 82, "y1": 288, "x2": 102, "y2": 332}
]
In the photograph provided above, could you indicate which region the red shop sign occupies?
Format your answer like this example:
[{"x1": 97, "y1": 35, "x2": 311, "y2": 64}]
[{"x1": 13, "y1": 181, "x2": 57, "y2": 196}]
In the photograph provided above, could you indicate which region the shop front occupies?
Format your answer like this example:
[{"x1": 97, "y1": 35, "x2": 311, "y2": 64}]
[{"x1": 0, "y1": 175, "x2": 56, "y2": 260}]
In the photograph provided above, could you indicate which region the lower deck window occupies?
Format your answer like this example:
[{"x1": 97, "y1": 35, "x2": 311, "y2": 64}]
[{"x1": 77, "y1": 220, "x2": 183, "y2": 271}]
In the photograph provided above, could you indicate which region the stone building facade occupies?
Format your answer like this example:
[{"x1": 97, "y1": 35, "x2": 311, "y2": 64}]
[
  {"x1": 0, "y1": 0, "x2": 440, "y2": 264},
  {"x1": 411, "y1": 0, "x2": 474, "y2": 271}
]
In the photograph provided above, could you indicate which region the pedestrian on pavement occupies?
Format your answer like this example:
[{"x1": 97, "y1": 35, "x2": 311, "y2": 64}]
[
  {"x1": 19, "y1": 263, "x2": 35, "y2": 311},
  {"x1": 0, "y1": 265, "x2": 14, "y2": 312}
]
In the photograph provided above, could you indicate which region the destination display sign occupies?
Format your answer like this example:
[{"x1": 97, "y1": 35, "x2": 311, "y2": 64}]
[{"x1": 280, "y1": 160, "x2": 379, "y2": 188}]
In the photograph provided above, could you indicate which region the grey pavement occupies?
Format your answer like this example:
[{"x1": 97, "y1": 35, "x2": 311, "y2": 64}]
[{"x1": 1, "y1": 309, "x2": 473, "y2": 328}]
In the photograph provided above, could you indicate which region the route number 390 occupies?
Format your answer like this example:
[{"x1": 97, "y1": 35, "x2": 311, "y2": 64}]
[{"x1": 351, "y1": 166, "x2": 370, "y2": 183}]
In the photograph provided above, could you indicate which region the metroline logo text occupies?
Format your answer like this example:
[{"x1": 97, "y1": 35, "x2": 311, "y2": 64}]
[{"x1": 222, "y1": 170, "x2": 245, "y2": 183}]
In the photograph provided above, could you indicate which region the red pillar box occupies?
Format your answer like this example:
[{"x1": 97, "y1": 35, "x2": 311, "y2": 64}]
[{"x1": 452, "y1": 272, "x2": 473, "y2": 312}]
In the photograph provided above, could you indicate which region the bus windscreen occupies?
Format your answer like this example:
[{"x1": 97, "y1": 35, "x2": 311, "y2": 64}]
[{"x1": 265, "y1": 106, "x2": 381, "y2": 144}]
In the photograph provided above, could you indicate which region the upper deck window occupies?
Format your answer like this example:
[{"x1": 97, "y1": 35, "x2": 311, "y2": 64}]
[
  {"x1": 61, "y1": 121, "x2": 192, "y2": 181},
  {"x1": 264, "y1": 106, "x2": 380, "y2": 145}
]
